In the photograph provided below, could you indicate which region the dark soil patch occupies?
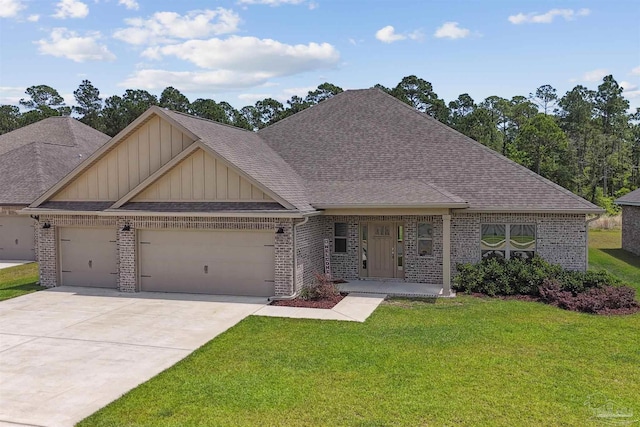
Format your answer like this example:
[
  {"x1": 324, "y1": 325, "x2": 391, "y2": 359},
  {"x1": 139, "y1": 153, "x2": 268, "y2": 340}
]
[
  {"x1": 271, "y1": 293, "x2": 346, "y2": 309},
  {"x1": 470, "y1": 293, "x2": 640, "y2": 315}
]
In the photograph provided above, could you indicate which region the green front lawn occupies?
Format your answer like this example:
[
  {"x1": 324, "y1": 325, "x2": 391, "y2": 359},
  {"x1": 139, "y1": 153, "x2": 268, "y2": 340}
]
[
  {"x1": 0, "y1": 263, "x2": 42, "y2": 301},
  {"x1": 80, "y1": 230, "x2": 640, "y2": 427},
  {"x1": 589, "y1": 229, "x2": 640, "y2": 291}
]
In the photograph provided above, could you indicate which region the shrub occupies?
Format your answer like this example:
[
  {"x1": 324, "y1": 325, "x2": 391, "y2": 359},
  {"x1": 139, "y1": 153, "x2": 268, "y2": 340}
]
[
  {"x1": 453, "y1": 256, "x2": 620, "y2": 297},
  {"x1": 453, "y1": 255, "x2": 560, "y2": 296},
  {"x1": 540, "y1": 279, "x2": 639, "y2": 315},
  {"x1": 299, "y1": 273, "x2": 339, "y2": 301}
]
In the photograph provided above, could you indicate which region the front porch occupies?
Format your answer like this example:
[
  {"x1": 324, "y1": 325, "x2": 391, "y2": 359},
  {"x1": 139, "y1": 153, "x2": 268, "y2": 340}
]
[{"x1": 338, "y1": 280, "x2": 453, "y2": 298}]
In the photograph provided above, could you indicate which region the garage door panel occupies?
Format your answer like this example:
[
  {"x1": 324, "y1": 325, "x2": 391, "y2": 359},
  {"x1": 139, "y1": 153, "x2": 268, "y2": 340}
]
[
  {"x1": 0, "y1": 216, "x2": 36, "y2": 261},
  {"x1": 60, "y1": 228, "x2": 117, "y2": 288},
  {"x1": 139, "y1": 229, "x2": 275, "y2": 296}
]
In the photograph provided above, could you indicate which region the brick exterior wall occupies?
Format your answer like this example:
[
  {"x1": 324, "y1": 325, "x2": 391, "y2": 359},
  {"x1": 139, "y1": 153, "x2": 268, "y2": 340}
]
[
  {"x1": 35, "y1": 214, "x2": 295, "y2": 296},
  {"x1": 621, "y1": 206, "x2": 640, "y2": 256},
  {"x1": 35, "y1": 212, "x2": 589, "y2": 293},
  {"x1": 450, "y1": 212, "x2": 588, "y2": 276},
  {"x1": 322, "y1": 215, "x2": 444, "y2": 284},
  {"x1": 0, "y1": 205, "x2": 37, "y2": 261},
  {"x1": 294, "y1": 216, "x2": 325, "y2": 291}
]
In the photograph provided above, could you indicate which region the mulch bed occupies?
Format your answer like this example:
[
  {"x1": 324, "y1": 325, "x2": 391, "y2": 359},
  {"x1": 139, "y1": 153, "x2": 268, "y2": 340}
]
[
  {"x1": 270, "y1": 293, "x2": 346, "y2": 309},
  {"x1": 470, "y1": 292, "x2": 640, "y2": 315}
]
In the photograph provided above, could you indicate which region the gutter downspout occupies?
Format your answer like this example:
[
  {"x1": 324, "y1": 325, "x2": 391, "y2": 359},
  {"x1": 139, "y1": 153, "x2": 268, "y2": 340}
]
[
  {"x1": 268, "y1": 216, "x2": 310, "y2": 302},
  {"x1": 585, "y1": 214, "x2": 602, "y2": 270}
]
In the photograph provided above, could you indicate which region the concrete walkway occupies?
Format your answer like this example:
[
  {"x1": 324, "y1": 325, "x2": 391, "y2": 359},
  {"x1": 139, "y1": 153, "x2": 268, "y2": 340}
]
[
  {"x1": 339, "y1": 280, "x2": 449, "y2": 297},
  {"x1": 0, "y1": 287, "x2": 266, "y2": 427},
  {"x1": 254, "y1": 293, "x2": 386, "y2": 322},
  {"x1": 0, "y1": 260, "x2": 34, "y2": 271}
]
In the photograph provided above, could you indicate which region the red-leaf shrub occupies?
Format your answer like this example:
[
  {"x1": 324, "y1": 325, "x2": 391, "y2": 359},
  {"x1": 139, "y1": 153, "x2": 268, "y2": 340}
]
[{"x1": 539, "y1": 278, "x2": 639, "y2": 315}]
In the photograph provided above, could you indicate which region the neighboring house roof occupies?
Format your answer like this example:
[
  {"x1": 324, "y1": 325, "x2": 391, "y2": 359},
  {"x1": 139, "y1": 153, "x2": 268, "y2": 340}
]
[
  {"x1": 0, "y1": 117, "x2": 110, "y2": 205},
  {"x1": 615, "y1": 188, "x2": 640, "y2": 207},
  {"x1": 259, "y1": 88, "x2": 602, "y2": 213}
]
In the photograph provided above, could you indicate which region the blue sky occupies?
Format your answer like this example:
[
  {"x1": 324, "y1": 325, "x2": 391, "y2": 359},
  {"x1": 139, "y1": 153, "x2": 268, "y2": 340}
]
[{"x1": 0, "y1": 0, "x2": 638, "y2": 111}]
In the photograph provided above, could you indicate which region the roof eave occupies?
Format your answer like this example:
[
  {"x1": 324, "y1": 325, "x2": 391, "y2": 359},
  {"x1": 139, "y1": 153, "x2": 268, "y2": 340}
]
[
  {"x1": 615, "y1": 201, "x2": 640, "y2": 207},
  {"x1": 19, "y1": 207, "x2": 307, "y2": 218},
  {"x1": 313, "y1": 203, "x2": 469, "y2": 209},
  {"x1": 457, "y1": 207, "x2": 606, "y2": 214}
]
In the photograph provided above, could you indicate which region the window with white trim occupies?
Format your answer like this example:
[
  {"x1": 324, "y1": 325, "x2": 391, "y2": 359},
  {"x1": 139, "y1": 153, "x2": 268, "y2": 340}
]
[
  {"x1": 334, "y1": 222, "x2": 348, "y2": 253},
  {"x1": 417, "y1": 223, "x2": 433, "y2": 256},
  {"x1": 481, "y1": 224, "x2": 536, "y2": 260}
]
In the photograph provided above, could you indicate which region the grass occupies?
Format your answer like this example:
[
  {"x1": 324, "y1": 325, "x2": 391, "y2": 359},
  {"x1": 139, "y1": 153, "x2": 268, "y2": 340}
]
[
  {"x1": 80, "y1": 229, "x2": 640, "y2": 427},
  {"x1": 0, "y1": 263, "x2": 42, "y2": 301},
  {"x1": 589, "y1": 229, "x2": 640, "y2": 291}
]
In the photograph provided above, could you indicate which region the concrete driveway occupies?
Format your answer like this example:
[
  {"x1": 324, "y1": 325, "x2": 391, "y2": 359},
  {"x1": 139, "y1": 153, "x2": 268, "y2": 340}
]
[{"x1": 0, "y1": 287, "x2": 266, "y2": 427}]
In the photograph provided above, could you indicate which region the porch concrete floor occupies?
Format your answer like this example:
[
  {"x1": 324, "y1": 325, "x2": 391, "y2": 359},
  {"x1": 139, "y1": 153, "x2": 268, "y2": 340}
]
[{"x1": 339, "y1": 280, "x2": 451, "y2": 298}]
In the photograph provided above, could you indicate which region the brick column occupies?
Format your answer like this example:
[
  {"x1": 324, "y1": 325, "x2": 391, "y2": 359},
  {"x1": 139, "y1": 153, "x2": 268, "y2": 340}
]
[
  {"x1": 274, "y1": 220, "x2": 294, "y2": 296},
  {"x1": 38, "y1": 221, "x2": 57, "y2": 287},
  {"x1": 117, "y1": 220, "x2": 136, "y2": 292}
]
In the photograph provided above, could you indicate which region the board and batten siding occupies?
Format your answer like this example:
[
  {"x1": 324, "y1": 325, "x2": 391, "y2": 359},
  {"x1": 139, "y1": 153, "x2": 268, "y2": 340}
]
[
  {"x1": 52, "y1": 116, "x2": 194, "y2": 201},
  {"x1": 132, "y1": 149, "x2": 273, "y2": 202}
]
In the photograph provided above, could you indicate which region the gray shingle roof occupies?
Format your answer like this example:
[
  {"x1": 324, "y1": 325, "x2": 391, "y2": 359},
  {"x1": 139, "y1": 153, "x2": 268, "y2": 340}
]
[
  {"x1": 258, "y1": 88, "x2": 602, "y2": 212},
  {"x1": 616, "y1": 188, "x2": 640, "y2": 206},
  {"x1": 307, "y1": 180, "x2": 467, "y2": 207},
  {"x1": 0, "y1": 117, "x2": 109, "y2": 205},
  {"x1": 159, "y1": 109, "x2": 313, "y2": 212}
]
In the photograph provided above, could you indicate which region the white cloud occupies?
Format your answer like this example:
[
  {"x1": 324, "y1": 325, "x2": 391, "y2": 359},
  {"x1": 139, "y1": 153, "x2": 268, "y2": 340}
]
[
  {"x1": 308, "y1": 1, "x2": 318, "y2": 10},
  {"x1": 508, "y1": 8, "x2": 590, "y2": 24},
  {"x1": 621, "y1": 81, "x2": 639, "y2": 91},
  {"x1": 0, "y1": 86, "x2": 25, "y2": 105},
  {"x1": 632, "y1": 66, "x2": 640, "y2": 76},
  {"x1": 27, "y1": 14, "x2": 39, "y2": 22},
  {"x1": 375, "y1": 26, "x2": 406, "y2": 43},
  {"x1": 142, "y1": 36, "x2": 339, "y2": 75},
  {"x1": 120, "y1": 69, "x2": 273, "y2": 91},
  {"x1": 36, "y1": 28, "x2": 116, "y2": 62},
  {"x1": 434, "y1": 22, "x2": 470, "y2": 39},
  {"x1": 53, "y1": 0, "x2": 89, "y2": 19},
  {"x1": 118, "y1": 0, "x2": 139, "y2": 10},
  {"x1": 582, "y1": 68, "x2": 609, "y2": 82},
  {"x1": 121, "y1": 36, "x2": 339, "y2": 92},
  {"x1": 113, "y1": 8, "x2": 240, "y2": 45},
  {"x1": 0, "y1": 0, "x2": 25, "y2": 18},
  {"x1": 237, "y1": 0, "x2": 305, "y2": 5},
  {"x1": 238, "y1": 93, "x2": 272, "y2": 103}
]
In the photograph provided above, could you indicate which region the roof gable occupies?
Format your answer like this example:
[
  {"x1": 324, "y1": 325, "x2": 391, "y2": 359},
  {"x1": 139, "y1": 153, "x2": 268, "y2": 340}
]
[
  {"x1": 126, "y1": 147, "x2": 275, "y2": 203},
  {"x1": 258, "y1": 89, "x2": 602, "y2": 213},
  {"x1": 36, "y1": 113, "x2": 195, "y2": 205},
  {"x1": 159, "y1": 110, "x2": 313, "y2": 212}
]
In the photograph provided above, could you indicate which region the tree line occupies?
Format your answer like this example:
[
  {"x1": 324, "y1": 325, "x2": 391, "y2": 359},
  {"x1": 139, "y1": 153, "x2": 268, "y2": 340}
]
[{"x1": 1, "y1": 75, "x2": 638, "y2": 213}]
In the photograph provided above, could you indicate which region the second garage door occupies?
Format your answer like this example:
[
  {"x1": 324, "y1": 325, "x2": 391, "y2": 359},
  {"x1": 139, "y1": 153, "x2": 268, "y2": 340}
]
[
  {"x1": 139, "y1": 229, "x2": 275, "y2": 296},
  {"x1": 0, "y1": 216, "x2": 35, "y2": 261},
  {"x1": 60, "y1": 228, "x2": 117, "y2": 288}
]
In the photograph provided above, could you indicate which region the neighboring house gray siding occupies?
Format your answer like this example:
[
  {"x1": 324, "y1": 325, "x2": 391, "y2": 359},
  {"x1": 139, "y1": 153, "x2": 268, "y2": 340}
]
[
  {"x1": 1, "y1": 205, "x2": 37, "y2": 262},
  {"x1": 621, "y1": 206, "x2": 640, "y2": 256},
  {"x1": 36, "y1": 215, "x2": 297, "y2": 296},
  {"x1": 450, "y1": 213, "x2": 587, "y2": 273}
]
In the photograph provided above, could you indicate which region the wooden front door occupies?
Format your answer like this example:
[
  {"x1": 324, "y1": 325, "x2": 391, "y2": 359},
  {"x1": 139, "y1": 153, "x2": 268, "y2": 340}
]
[{"x1": 368, "y1": 223, "x2": 395, "y2": 278}]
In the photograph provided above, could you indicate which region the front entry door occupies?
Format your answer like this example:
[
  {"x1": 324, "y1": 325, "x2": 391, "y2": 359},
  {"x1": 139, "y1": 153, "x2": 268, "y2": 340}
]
[{"x1": 369, "y1": 223, "x2": 395, "y2": 278}]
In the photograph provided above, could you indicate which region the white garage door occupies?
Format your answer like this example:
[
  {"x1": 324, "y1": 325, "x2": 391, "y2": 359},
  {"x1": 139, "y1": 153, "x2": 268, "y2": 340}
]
[
  {"x1": 60, "y1": 228, "x2": 117, "y2": 288},
  {"x1": 0, "y1": 216, "x2": 35, "y2": 261},
  {"x1": 139, "y1": 229, "x2": 275, "y2": 296}
]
